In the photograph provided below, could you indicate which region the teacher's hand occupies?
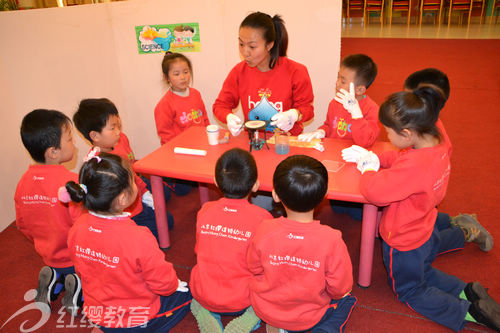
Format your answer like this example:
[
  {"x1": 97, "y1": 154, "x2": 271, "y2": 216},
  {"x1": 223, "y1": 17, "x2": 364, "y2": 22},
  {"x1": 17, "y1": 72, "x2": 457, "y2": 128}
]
[
  {"x1": 226, "y1": 114, "x2": 243, "y2": 136},
  {"x1": 270, "y1": 109, "x2": 299, "y2": 132}
]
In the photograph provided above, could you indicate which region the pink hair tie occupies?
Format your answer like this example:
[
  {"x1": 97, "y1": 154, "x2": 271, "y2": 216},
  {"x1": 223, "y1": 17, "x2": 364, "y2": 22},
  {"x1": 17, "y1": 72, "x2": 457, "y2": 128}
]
[{"x1": 84, "y1": 146, "x2": 101, "y2": 163}]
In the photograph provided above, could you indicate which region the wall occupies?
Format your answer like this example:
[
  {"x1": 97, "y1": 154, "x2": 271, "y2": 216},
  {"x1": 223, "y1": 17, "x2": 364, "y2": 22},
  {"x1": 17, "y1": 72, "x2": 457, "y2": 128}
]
[{"x1": 0, "y1": 0, "x2": 341, "y2": 232}]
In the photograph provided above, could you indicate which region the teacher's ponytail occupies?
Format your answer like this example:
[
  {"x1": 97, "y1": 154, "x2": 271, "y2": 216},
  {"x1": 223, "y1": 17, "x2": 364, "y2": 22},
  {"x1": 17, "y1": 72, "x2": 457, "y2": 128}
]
[{"x1": 270, "y1": 15, "x2": 288, "y2": 68}]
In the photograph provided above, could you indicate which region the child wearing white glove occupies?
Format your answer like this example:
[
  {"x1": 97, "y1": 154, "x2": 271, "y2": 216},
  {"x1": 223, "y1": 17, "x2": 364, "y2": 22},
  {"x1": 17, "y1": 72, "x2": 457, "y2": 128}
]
[
  {"x1": 356, "y1": 86, "x2": 499, "y2": 332},
  {"x1": 298, "y1": 54, "x2": 379, "y2": 148}
]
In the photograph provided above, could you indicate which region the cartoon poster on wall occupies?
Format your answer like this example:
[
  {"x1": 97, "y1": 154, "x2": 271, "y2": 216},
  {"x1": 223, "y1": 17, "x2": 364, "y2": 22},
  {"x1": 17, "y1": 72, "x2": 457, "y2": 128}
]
[{"x1": 135, "y1": 23, "x2": 200, "y2": 54}]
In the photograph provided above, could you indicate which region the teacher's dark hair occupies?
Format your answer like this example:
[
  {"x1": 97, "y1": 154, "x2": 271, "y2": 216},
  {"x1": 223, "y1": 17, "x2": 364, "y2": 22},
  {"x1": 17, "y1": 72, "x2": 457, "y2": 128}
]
[{"x1": 240, "y1": 12, "x2": 288, "y2": 69}]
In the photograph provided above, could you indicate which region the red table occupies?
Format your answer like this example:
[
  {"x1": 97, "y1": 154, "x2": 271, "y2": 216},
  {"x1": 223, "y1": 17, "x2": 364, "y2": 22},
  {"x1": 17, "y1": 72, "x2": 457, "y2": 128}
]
[{"x1": 134, "y1": 126, "x2": 395, "y2": 287}]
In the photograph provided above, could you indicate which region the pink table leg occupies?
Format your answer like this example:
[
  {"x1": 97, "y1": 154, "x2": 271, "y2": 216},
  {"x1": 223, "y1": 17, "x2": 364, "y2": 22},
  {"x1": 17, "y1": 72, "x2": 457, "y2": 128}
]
[
  {"x1": 199, "y1": 183, "x2": 209, "y2": 205},
  {"x1": 150, "y1": 175, "x2": 170, "y2": 249},
  {"x1": 358, "y1": 203, "x2": 378, "y2": 288}
]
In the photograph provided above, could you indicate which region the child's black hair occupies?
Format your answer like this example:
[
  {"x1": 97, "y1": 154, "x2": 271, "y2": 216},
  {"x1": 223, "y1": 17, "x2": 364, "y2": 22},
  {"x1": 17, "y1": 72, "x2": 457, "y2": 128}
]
[
  {"x1": 273, "y1": 155, "x2": 328, "y2": 213},
  {"x1": 73, "y1": 98, "x2": 119, "y2": 142},
  {"x1": 240, "y1": 12, "x2": 288, "y2": 69},
  {"x1": 341, "y1": 54, "x2": 378, "y2": 89},
  {"x1": 215, "y1": 148, "x2": 258, "y2": 199},
  {"x1": 66, "y1": 153, "x2": 133, "y2": 213},
  {"x1": 404, "y1": 68, "x2": 450, "y2": 102},
  {"x1": 161, "y1": 52, "x2": 193, "y2": 83},
  {"x1": 379, "y1": 86, "x2": 445, "y2": 139},
  {"x1": 20, "y1": 109, "x2": 71, "y2": 163}
]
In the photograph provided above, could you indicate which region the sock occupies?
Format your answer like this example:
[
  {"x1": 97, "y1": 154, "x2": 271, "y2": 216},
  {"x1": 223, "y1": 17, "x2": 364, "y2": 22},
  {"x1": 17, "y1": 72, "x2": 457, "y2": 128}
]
[
  {"x1": 460, "y1": 291, "x2": 478, "y2": 323},
  {"x1": 465, "y1": 311, "x2": 478, "y2": 323}
]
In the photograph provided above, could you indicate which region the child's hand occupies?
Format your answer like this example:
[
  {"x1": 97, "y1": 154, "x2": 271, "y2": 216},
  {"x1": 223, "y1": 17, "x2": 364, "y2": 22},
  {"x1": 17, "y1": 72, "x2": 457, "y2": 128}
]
[
  {"x1": 142, "y1": 191, "x2": 154, "y2": 209},
  {"x1": 270, "y1": 109, "x2": 299, "y2": 132},
  {"x1": 226, "y1": 114, "x2": 243, "y2": 136},
  {"x1": 298, "y1": 129, "x2": 325, "y2": 142},
  {"x1": 176, "y1": 279, "x2": 189, "y2": 292},
  {"x1": 357, "y1": 151, "x2": 380, "y2": 174},
  {"x1": 342, "y1": 145, "x2": 369, "y2": 163},
  {"x1": 334, "y1": 82, "x2": 363, "y2": 119}
]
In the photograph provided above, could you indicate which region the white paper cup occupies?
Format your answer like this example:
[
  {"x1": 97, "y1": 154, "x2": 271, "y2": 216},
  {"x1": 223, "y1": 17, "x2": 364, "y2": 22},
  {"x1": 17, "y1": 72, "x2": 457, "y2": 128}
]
[{"x1": 206, "y1": 125, "x2": 220, "y2": 145}]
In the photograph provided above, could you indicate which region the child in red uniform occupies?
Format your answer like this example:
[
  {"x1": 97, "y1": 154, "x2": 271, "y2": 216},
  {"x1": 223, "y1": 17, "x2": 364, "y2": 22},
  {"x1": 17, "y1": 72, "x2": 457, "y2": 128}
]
[
  {"x1": 213, "y1": 11, "x2": 314, "y2": 137},
  {"x1": 298, "y1": 53, "x2": 379, "y2": 148},
  {"x1": 154, "y1": 52, "x2": 209, "y2": 145},
  {"x1": 404, "y1": 68, "x2": 492, "y2": 252},
  {"x1": 189, "y1": 148, "x2": 272, "y2": 333},
  {"x1": 15, "y1": 109, "x2": 83, "y2": 315},
  {"x1": 299, "y1": 54, "x2": 379, "y2": 221},
  {"x1": 73, "y1": 98, "x2": 173, "y2": 241},
  {"x1": 66, "y1": 153, "x2": 191, "y2": 331},
  {"x1": 343, "y1": 86, "x2": 500, "y2": 331},
  {"x1": 247, "y1": 155, "x2": 357, "y2": 333}
]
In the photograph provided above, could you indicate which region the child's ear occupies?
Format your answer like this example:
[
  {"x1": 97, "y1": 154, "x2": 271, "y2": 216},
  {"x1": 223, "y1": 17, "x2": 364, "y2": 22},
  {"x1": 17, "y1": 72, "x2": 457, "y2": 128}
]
[
  {"x1": 271, "y1": 189, "x2": 281, "y2": 203},
  {"x1": 355, "y1": 84, "x2": 367, "y2": 96},
  {"x1": 44, "y1": 146, "x2": 59, "y2": 161},
  {"x1": 213, "y1": 177, "x2": 219, "y2": 189},
  {"x1": 251, "y1": 180, "x2": 260, "y2": 193},
  {"x1": 401, "y1": 129, "x2": 414, "y2": 142},
  {"x1": 89, "y1": 130, "x2": 100, "y2": 143},
  {"x1": 116, "y1": 191, "x2": 128, "y2": 208}
]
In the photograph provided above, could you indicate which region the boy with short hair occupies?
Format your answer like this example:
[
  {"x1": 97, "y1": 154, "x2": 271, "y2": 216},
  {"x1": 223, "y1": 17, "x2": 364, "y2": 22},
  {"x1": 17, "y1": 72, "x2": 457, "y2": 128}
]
[
  {"x1": 247, "y1": 155, "x2": 357, "y2": 333},
  {"x1": 189, "y1": 148, "x2": 272, "y2": 333},
  {"x1": 15, "y1": 109, "x2": 83, "y2": 315},
  {"x1": 299, "y1": 53, "x2": 379, "y2": 148},
  {"x1": 73, "y1": 98, "x2": 173, "y2": 239},
  {"x1": 404, "y1": 68, "x2": 493, "y2": 253}
]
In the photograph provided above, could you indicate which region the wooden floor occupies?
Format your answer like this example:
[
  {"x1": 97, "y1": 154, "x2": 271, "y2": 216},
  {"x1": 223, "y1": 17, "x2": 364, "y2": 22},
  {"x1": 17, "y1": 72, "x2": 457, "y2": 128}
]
[{"x1": 342, "y1": 18, "x2": 500, "y2": 39}]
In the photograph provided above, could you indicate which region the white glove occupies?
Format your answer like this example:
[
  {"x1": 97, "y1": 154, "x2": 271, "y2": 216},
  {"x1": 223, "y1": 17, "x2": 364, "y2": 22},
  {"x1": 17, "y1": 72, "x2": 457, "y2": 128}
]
[
  {"x1": 341, "y1": 145, "x2": 369, "y2": 163},
  {"x1": 226, "y1": 114, "x2": 243, "y2": 136},
  {"x1": 142, "y1": 191, "x2": 154, "y2": 209},
  {"x1": 298, "y1": 129, "x2": 325, "y2": 142},
  {"x1": 270, "y1": 109, "x2": 299, "y2": 132},
  {"x1": 334, "y1": 82, "x2": 363, "y2": 119},
  {"x1": 357, "y1": 151, "x2": 380, "y2": 174},
  {"x1": 176, "y1": 279, "x2": 189, "y2": 292}
]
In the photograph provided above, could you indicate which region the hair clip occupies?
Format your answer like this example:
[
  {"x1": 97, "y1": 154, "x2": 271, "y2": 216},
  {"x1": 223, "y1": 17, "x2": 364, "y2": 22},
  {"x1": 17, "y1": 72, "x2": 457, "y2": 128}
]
[
  {"x1": 79, "y1": 183, "x2": 88, "y2": 194},
  {"x1": 84, "y1": 146, "x2": 102, "y2": 163}
]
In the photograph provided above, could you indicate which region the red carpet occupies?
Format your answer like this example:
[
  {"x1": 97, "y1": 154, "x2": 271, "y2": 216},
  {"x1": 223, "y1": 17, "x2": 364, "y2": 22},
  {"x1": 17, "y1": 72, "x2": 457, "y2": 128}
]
[{"x1": 1, "y1": 38, "x2": 499, "y2": 332}]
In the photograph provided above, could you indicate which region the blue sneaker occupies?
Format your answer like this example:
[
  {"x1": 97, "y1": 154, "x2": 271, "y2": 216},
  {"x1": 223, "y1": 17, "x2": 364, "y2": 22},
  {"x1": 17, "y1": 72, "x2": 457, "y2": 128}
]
[
  {"x1": 34, "y1": 266, "x2": 57, "y2": 313},
  {"x1": 62, "y1": 273, "x2": 83, "y2": 316}
]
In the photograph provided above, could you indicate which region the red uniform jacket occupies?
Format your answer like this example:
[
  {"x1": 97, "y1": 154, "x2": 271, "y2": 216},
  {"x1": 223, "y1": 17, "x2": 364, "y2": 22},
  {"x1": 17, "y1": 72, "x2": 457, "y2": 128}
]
[
  {"x1": 190, "y1": 198, "x2": 272, "y2": 312},
  {"x1": 68, "y1": 212, "x2": 179, "y2": 328},
  {"x1": 247, "y1": 217, "x2": 353, "y2": 331}
]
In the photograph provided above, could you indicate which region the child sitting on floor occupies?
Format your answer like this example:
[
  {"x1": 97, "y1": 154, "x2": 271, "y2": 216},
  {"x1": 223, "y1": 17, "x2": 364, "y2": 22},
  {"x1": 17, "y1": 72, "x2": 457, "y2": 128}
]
[
  {"x1": 73, "y1": 98, "x2": 173, "y2": 240},
  {"x1": 404, "y1": 68, "x2": 492, "y2": 252},
  {"x1": 65, "y1": 153, "x2": 191, "y2": 331},
  {"x1": 189, "y1": 148, "x2": 272, "y2": 333},
  {"x1": 15, "y1": 109, "x2": 83, "y2": 315},
  {"x1": 343, "y1": 86, "x2": 499, "y2": 331},
  {"x1": 247, "y1": 155, "x2": 357, "y2": 333}
]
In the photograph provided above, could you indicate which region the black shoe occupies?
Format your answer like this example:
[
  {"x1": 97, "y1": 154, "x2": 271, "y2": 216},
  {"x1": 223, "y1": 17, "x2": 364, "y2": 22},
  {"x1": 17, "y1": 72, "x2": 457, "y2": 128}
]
[
  {"x1": 34, "y1": 266, "x2": 57, "y2": 313},
  {"x1": 465, "y1": 282, "x2": 491, "y2": 303},
  {"x1": 469, "y1": 299, "x2": 500, "y2": 331},
  {"x1": 62, "y1": 273, "x2": 83, "y2": 316}
]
